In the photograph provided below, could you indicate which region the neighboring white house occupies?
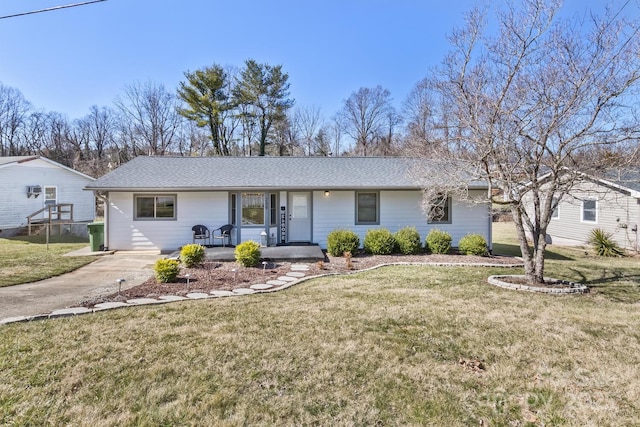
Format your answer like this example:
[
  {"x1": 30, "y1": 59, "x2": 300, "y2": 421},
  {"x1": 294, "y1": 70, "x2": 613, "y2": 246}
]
[
  {"x1": 544, "y1": 170, "x2": 640, "y2": 252},
  {"x1": 0, "y1": 156, "x2": 96, "y2": 237},
  {"x1": 85, "y1": 156, "x2": 492, "y2": 252}
]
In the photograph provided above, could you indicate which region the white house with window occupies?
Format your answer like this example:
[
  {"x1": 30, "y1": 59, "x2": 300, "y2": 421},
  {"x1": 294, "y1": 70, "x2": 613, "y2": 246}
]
[
  {"x1": 543, "y1": 170, "x2": 640, "y2": 252},
  {"x1": 85, "y1": 156, "x2": 492, "y2": 252},
  {"x1": 0, "y1": 156, "x2": 95, "y2": 237}
]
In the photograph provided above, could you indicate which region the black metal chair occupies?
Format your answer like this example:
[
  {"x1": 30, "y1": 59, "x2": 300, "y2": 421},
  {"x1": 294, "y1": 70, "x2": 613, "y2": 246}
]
[
  {"x1": 192, "y1": 225, "x2": 210, "y2": 245},
  {"x1": 211, "y1": 224, "x2": 233, "y2": 247}
]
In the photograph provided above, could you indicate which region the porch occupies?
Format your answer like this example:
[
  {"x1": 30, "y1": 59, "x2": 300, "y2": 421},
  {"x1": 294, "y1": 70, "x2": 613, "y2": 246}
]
[{"x1": 167, "y1": 244, "x2": 326, "y2": 262}]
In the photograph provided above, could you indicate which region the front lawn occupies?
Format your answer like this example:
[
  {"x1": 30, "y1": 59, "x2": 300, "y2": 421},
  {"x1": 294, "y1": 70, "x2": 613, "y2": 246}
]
[
  {"x1": 493, "y1": 222, "x2": 640, "y2": 303},
  {"x1": 0, "y1": 237, "x2": 94, "y2": 287},
  {"x1": 1, "y1": 226, "x2": 640, "y2": 425}
]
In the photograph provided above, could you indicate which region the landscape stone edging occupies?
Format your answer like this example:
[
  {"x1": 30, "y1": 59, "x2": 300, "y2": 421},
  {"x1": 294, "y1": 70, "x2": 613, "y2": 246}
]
[
  {"x1": 0, "y1": 260, "x2": 524, "y2": 325},
  {"x1": 487, "y1": 275, "x2": 589, "y2": 294}
]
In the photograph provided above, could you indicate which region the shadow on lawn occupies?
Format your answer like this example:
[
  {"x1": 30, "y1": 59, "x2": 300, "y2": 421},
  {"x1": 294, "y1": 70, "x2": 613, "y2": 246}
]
[
  {"x1": 492, "y1": 243, "x2": 573, "y2": 260},
  {"x1": 568, "y1": 267, "x2": 640, "y2": 303}
]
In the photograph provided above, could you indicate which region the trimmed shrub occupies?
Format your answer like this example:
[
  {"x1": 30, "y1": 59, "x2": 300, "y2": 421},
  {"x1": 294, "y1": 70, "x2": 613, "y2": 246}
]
[
  {"x1": 589, "y1": 228, "x2": 624, "y2": 257},
  {"x1": 154, "y1": 259, "x2": 180, "y2": 283},
  {"x1": 425, "y1": 229, "x2": 452, "y2": 254},
  {"x1": 235, "y1": 240, "x2": 261, "y2": 267},
  {"x1": 363, "y1": 228, "x2": 396, "y2": 255},
  {"x1": 180, "y1": 244, "x2": 205, "y2": 267},
  {"x1": 326, "y1": 229, "x2": 360, "y2": 257},
  {"x1": 394, "y1": 226, "x2": 423, "y2": 255},
  {"x1": 458, "y1": 233, "x2": 489, "y2": 256}
]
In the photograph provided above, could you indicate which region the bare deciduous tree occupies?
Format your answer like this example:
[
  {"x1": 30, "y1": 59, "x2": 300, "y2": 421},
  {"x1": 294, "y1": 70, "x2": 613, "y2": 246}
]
[
  {"x1": 73, "y1": 105, "x2": 117, "y2": 176},
  {"x1": 116, "y1": 81, "x2": 181, "y2": 156},
  {"x1": 0, "y1": 83, "x2": 31, "y2": 156},
  {"x1": 415, "y1": 0, "x2": 640, "y2": 284},
  {"x1": 339, "y1": 86, "x2": 395, "y2": 156}
]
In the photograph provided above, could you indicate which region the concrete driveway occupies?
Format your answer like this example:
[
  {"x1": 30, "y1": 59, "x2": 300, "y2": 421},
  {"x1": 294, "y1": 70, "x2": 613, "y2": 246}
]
[{"x1": 0, "y1": 250, "x2": 161, "y2": 320}]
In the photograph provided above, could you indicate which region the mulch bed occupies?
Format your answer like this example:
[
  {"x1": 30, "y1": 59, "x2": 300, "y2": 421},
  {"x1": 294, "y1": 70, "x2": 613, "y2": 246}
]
[{"x1": 78, "y1": 252, "x2": 523, "y2": 308}]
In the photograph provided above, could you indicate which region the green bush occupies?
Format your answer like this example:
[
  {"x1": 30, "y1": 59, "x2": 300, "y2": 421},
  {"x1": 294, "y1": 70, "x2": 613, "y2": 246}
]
[
  {"x1": 394, "y1": 226, "x2": 423, "y2": 255},
  {"x1": 363, "y1": 228, "x2": 396, "y2": 255},
  {"x1": 235, "y1": 240, "x2": 261, "y2": 267},
  {"x1": 589, "y1": 228, "x2": 624, "y2": 257},
  {"x1": 180, "y1": 244, "x2": 205, "y2": 267},
  {"x1": 154, "y1": 259, "x2": 180, "y2": 283},
  {"x1": 458, "y1": 233, "x2": 489, "y2": 256},
  {"x1": 425, "y1": 229, "x2": 452, "y2": 254},
  {"x1": 326, "y1": 229, "x2": 360, "y2": 257}
]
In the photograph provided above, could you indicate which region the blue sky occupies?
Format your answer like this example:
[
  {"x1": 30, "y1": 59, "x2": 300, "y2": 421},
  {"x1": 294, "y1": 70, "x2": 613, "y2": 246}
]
[{"x1": 0, "y1": 0, "x2": 632, "y2": 121}]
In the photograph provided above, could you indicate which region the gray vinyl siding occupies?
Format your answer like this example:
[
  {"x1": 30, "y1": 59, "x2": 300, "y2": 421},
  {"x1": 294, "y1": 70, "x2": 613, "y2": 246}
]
[
  {"x1": 546, "y1": 181, "x2": 640, "y2": 251},
  {"x1": 0, "y1": 158, "x2": 95, "y2": 229}
]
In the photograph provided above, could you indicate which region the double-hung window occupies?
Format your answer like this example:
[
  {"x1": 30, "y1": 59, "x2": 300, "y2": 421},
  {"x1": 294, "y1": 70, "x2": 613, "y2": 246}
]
[
  {"x1": 242, "y1": 192, "x2": 265, "y2": 225},
  {"x1": 356, "y1": 192, "x2": 379, "y2": 225},
  {"x1": 428, "y1": 194, "x2": 451, "y2": 224},
  {"x1": 582, "y1": 199, "x2": 597, "y2": 223},
  {"x1": 135, "y1": 195, "x2": 176, "y2": 220}
]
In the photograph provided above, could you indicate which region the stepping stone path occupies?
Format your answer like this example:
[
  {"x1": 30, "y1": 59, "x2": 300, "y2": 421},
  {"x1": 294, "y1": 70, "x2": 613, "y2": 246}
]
[
  {"x1": 0, "y1": 264, "x2": 312, "y2": 325},
  {"x1": 286, "y1": 271, "x2": 306, "y2": 278},
  {"x1": 185, "y1": 292, "x2": 210, "y2": 299},
  {"x1": 211, "y1": 290, "x2": 235, "y2": 297}
]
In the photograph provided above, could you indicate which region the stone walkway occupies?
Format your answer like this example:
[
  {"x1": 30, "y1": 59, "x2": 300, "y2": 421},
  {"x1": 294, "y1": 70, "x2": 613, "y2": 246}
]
[{"x1": 0, "y1": 263, "x2": 313, "y2": 325}]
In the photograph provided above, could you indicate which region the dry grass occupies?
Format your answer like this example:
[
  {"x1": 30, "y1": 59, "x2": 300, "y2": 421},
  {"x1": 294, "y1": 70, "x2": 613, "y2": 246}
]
[
  {"x1": 1, "y1": 223, "x2": 639, "y2": 425},
  {"x1": 0, "y1": 238, "x2": 94, "y2": 287}
]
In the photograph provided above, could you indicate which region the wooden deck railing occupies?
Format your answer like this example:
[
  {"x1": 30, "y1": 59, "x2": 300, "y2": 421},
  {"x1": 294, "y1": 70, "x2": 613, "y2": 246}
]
[{"x1": 26, "y1": 204, "x2": 74, "y2": 235}]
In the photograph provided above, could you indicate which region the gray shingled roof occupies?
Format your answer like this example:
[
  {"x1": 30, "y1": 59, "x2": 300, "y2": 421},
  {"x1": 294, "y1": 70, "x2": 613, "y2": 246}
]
[
  {"x1": 86, "y1": 156, "x2": 487, "y2": 191},
  {"x1": 603, "y1": 168, "x2": 640, "y2": 194}
]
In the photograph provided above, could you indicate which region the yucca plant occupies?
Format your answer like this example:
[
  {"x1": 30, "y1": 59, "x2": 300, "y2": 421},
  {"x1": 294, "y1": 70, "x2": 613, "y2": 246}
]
[{"x1": 588, "y1": 228, "x2": 624, "y2": 257}]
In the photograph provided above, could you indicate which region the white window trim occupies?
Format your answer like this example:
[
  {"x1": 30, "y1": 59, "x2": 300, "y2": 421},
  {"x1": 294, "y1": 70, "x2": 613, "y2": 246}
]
[{"x1": 581, "y1": 199, "x2": 597, "y2": 223}]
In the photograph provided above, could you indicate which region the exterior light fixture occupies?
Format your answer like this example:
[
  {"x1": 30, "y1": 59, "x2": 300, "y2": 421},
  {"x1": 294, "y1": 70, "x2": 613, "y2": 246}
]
[
  {"x1": 324, "y1": 190, "x2": 330, "y2": 197},
  {"x1": 260, "y1": 230, "x2": 268, "y2": 247},
  {"x1": 116, "y1": 278, "x2": 126, "y2": 295}
]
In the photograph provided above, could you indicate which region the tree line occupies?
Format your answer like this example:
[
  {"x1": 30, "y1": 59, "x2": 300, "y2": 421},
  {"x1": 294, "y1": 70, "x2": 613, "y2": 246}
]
[{"x1": 0, "y1": 58, "x2": 437, "y2": 177}]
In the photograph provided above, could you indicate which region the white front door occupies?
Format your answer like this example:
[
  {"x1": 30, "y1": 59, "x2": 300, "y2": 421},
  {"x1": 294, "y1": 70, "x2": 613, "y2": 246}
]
[
  {"x1": 288, "y1": 192, "x2": 311, "y2": 242},
  {"x1": 43, "y1": 186, "x2": 57, "y2": 218}
]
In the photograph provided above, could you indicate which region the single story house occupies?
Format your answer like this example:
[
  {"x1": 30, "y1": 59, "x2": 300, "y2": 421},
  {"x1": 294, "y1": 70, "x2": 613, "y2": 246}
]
[
  {"x1": 0, "y1": 156, "x2": 96, "y2": 238},
  {"x1": 85, "y1": 156, "x2": 492, "y2": 252},
  {"x1": 544, "y1": 169, "x2": 640, "y2": 252}
]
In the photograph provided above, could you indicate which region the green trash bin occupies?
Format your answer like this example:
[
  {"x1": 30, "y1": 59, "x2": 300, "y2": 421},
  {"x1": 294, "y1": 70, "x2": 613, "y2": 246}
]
[{"x1": 87, "y1": 222, "x2": 104, "y2": 252}]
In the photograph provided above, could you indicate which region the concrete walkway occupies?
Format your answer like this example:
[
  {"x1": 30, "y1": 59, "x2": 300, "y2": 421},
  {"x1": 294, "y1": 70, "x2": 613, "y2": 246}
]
[
  {"x1": 0, "y1": 250, "x2": 161, "y2": 320},
  {"x1": 0, "y1": 260, "x2": 314, "y2": 325}
]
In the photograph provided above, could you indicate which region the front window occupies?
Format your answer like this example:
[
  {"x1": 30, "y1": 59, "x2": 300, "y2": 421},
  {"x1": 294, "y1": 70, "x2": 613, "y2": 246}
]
[
  {"x1": 428, "y1": 194, "x2": 451, "y2": 224},
  {"x1": 356, "y1": 192, "x2": 379, "y2": 224},
  {"x1": 582, "y1": 199, "x2": 597, "y2": 222},
  {"x1": 135, "y1": 195, "x2": 176, "y2": 220},
  {"x1": 242, "y1": 192, "x2": 265, "y2": 225}
]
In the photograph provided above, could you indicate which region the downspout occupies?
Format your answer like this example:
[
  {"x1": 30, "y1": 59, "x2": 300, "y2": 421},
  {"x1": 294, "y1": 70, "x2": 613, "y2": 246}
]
[{"x1": 95, "y1": 191, "x2": 109, "y2": 251}]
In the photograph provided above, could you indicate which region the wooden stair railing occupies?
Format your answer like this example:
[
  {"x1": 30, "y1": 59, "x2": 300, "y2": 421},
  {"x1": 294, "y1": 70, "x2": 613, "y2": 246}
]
[{"x1": 26, "y1": 203, "x2": 74, "y2": 235}]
